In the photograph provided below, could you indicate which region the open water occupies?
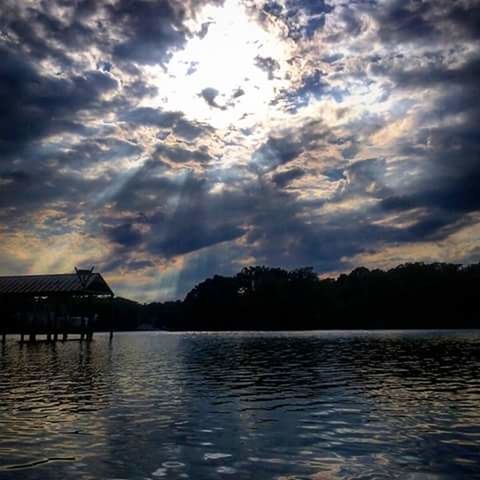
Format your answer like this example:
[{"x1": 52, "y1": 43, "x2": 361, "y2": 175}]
[{"x1": 1, "y1": 330, "x2": 479, "y2": 479}]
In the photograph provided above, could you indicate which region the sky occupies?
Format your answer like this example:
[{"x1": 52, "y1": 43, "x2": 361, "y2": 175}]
[{"x1": 1, "y1": 0, "x2": 479, "y2": 301}]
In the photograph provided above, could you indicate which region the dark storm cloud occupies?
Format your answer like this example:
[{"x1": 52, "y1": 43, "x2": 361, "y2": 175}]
[
  {"x1": 0, "y1": 35, "x2": 134, "y2": 225},
  {"x1": 151, "y1": 223, "x2": 245, "y2": 257},
  {"x1": 1, "y1": 0, "x2": 479, "y2": 299},
  {"x1": 289, "y1": 70, "x2": 332, "y2": 108},
  {"x1": 0, "y1": 46, "x2": 117, "y2": 155},
  {"x1": 110, "y1": 163, "x2": 182, "y2": 212},
  {"x1": 342, "y1": 158, "x2": 388, "y2": 196},
  {"x1": 103, "y1": 157, "x2": 404, "y2": 279},
  {"x1": 123, "y1": 80, "x2": 159, "y2": 99},
  {"x1": 252, "y1": 135, "x2": 303, "y2": 173},
  {"x1": 308, "y1": 0, "x2": 480, "y2": 247},
  {"x1": 54, "y1": 138, "x2": 142, "y2": 167},
  {"x1": 336, "y1": 140, "x2": 480, "y2": 244},
  {"x1": 376, "y1": 1, "x2": 435, "y2": 43},
  {"x1": 276, "y1": 69, "x2": 346, "y2": 113},
  {"x1": 252, "y1": 119, "x2": 335, "y2": 173},
  {"x1": 155, "y1": 143, "x2": 212, "y2": 164},
  {"x1": 262, "y1": 0, "x2": 333, "y2": 39},
  {"x1": 372, "y1": 56, "x2": 480, "y2": 234},
  {"x1": 104, "y1": 167, "x2": 247, "y2": 259},
  {"x1": 108, "y1": 0, "x2": 225, "y2": 66},
  {"x1": 272, "y1": 168, "x2": 305, "y2": 187},
  {"x1": 173, "y1": 118, "x2": 212, "y2": 141},
  {"x1": 1, "y1": 0, "x2": 223, "y2": 77},
  {"x1": 381, "y1": 125, "x2": 480, "y2": 217},
  {"x1": 392, "y1": 55, "x2": 480, "y2": 89},
  {"x1": 0, "y1": 0, "x2": 99, "y2": 68},
  {"x1": 123, "y1": 107, "x2": 183, "y2": 128},
  {"x1": 105, "y1": 223, "x2": 143, "y2": 248},
  {"x1": 122, "y1": 107, "x2": 212, "y2": 140},
  {"x1": 108, "y1": 0, "x2": 187, "y2": 65},
  {"x1": 3, "y1": 0, "x2": 176, "y2": 99},
  {"x1": 0, "y1": 151, "x2": 109, "y2": 228},
  {"x1": 338, "y1": 117, "x2": 480, "y2": 242},
  {"x1": 376, "y1": 0, "x2": 480, "y2": 44},
  {"x1": 227, "y1": 178, "x2": 414, "y2": 273}
]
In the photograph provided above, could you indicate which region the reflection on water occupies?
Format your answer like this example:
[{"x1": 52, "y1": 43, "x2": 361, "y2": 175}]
[{"x1": 1, "y1": 331, "x2": 480, "y2": 479}]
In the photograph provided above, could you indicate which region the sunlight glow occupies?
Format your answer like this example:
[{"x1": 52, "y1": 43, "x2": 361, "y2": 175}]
[{"x1": 144, "y1": 0, "x2": 292, "y2": 129}]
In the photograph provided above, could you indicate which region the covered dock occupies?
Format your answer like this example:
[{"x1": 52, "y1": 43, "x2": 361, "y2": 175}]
[{"x1": 0, "y1": 268, "x2": 114, "y2": 343}]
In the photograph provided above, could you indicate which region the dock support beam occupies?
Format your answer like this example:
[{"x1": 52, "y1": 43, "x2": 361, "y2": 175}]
[
  {"x1": 52, "y1": 301, "x2": 58, "y2": 342},
  {"x1": 80, "y1": 317, "x2": 85, "y2": 342},
  {"x1": 53, "y1": 317, "x2": 58, "y2": 342},
  {"x1": 86, "y1": 295, "x2": 93, "y2": 342},
  {"x1": 109, "y1": 294, "x2": 114, "y2": 342},
  {"x1": 47, "y1": 311, "x2": 52, "y2": 342},
  {"x1": 63, "y1": 297, "x2": 71, "y2": 341}
]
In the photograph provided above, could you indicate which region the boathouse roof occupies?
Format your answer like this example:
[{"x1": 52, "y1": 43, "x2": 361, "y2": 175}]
[{"x1": 0, "y1": 270, "x2": 114, "y2": 296}]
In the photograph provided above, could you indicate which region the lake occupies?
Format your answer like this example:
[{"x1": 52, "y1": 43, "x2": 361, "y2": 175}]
[{"x1": 1, "y1": 330, "x2": 480, "y2": 479}]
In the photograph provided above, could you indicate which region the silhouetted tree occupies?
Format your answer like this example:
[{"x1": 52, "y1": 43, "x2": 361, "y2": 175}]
[{"x1": 5, "y1": 262, "x2": 476, "y2": 332}]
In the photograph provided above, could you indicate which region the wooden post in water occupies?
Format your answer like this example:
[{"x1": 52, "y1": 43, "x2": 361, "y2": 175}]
[
  {"x1": 20, "y1": 307, "x2": 25, "y2": 344},
  {"x1": 20, "y1": 300, "x2": 27, "y2": 345},
  {"x1": 109, "y1": 294, "x2": 114, "y2": 342},
  {"x1": 86, "y1": 295, "x2": 93, "y2": 342},
  {"x1": 62, "y1": 297, "x2": 69, "y2": 341},
  {"x1": 53, "y1": 300, "x2": 58, "y2": 342},
  {"x1": 87, "y1": 323, "x2": 93, "y2": 341},
  {"x1": 29, "y1": 298, "x2": 37, "y2": 343},
  {"x1": 53, "y1": 316, "x2": 58, "y2": 342},
  {"x1": 62, "y1": 310, "x2": 68, "y2": 341},
  {"x1": 80, "y1": 316, "x2": 85, "y2": 342},
  {"x1": 2, "y1": 295, "x2": 7, "y2": 344},
  {"x1": 46, "y1": 304, "x2": 52, "y2": 342}
]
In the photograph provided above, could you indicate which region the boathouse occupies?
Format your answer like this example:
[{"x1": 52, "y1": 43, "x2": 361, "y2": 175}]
[{"x1": 0, "y1": 268, "x2": 114, "y2": 343}]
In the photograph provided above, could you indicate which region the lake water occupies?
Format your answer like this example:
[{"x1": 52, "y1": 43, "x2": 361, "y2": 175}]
[{"x1": 1, "y1": 331, "x2": 480, "y2": 479}]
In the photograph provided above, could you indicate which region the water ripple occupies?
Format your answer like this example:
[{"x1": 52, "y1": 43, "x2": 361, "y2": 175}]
[{"x1": 1, "y1": 330, "x2": 480, "y2": 479}]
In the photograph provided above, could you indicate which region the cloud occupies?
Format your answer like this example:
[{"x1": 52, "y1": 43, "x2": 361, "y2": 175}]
[
  {"x1": 105, "y1": 222, "x2": 143, "y2": 248},
  {"x1": 392, "y1": 55, "x2": 480, "y2": 89},
  {"x1": 252, "y1": 135, "x2": 304, "y2": 173},
  {"x1": 0, "y1": 0, "x2": 479, "y2": 300},
  {"x1": 123, "y1": 107, "x2": 212, "y2": 140},
  {"x1": 109, "y1": 0, "x2": 187, "y2": 65},
  {"x1": 0, "y1": 46, "x2": 117, "y2": 155},
  {"x1": 376, "y1": 0, "x2": 480, "y2": 44},
  {"x1": 199, "y1": 88, "x2": 225, "y2": 110},
  {"x1": 272, "y1": 167, "x2": 305, "y2": 187},
  {"x1": 108, "y1": 0, "x2": 225, "y2": 66},
  {"x1": 262, "y1": 0, "x2": 333, "y2": 39},
  {"x1": 155, "y1": 143, "x2": 212, "y2": 164},
  {"x1": 255, "y1": 56, "x2": 280, "y2": 80}
]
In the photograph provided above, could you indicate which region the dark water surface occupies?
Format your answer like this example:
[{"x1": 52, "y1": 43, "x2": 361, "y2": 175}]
[{"x1": 1, "y1": 330, "x2": 480, "y2": 479}]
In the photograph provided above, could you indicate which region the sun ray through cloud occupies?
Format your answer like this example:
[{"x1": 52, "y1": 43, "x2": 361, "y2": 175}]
[{"x1": 0, "y1": 0, "x2": 479, "y2": 301}]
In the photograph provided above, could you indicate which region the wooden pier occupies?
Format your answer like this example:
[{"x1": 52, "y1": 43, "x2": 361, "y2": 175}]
[{"x1": 0, "y1": 268, "x2": 114, "y2": 343}]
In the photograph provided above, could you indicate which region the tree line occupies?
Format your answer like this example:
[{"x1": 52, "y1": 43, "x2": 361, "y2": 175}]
[
  {"x1": 1, "y1": 262, "x2": 478, "y2": 332},
  {"x1": 107, "y1": 262, "x2": 479, "y2": 330}
]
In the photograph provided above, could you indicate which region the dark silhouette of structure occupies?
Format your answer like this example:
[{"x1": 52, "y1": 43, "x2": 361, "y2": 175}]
[{"x1": 0, "y1": 267, "x2": 114, "y2": 342}]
